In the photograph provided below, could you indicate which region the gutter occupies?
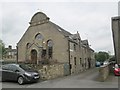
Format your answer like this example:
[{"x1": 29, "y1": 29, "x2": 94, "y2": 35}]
[{"x1": 68, "y1": 40, "x2": 71, "y2": 74}]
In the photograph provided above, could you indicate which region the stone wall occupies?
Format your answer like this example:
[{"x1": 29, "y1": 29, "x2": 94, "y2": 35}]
[
  {"x1": 38, "y1": 63, "x2": 66, "y2": 80},
  {"x1": 99, "y1": 65, "x2": 109, "y2": 82},
  {"x1": 112, "y1": 17, "x2": 120, "y2": 64}
]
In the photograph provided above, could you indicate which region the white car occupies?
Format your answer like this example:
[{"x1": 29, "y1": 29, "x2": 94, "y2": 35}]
[{"x1": 103, "y1": 61, "x2": 109, "y2": 65}]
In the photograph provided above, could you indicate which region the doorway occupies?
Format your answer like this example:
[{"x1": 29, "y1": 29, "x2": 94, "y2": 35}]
[
  {"x1": 88, "y1": 59, "x2": 91, "y2": 69},
  {"x1": 31, "y1": 49, "x2": 37, "y2": 64}
]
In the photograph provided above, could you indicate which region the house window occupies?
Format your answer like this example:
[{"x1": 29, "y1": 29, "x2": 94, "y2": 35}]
[
  {"x1": 35, "y1": 33, "x2": 44, "y2": 40},
  {"x1": 85, "y1": 58, "x2": 86, "y2": 67},
  {"x1": 8, "y1": 52, "x2": 11, "y2": 55},
  {"x1": 26, "y1": 43, "x2": 31, "y2": 49},
  {"x1": 42, "y1": 49, "x2": 46, "y2": 58},
  {"x1": 85, "y1": 48, "x2": 87, "y2": 53},
  {"x1": 80, "y1": 58, "x2": 82, "y2": 64},
  {"x1": 74, "y1": 44, "x2": 76, "y2": 51},
  {"x1": 47, "y1": 40, "x2": 53, "y2": 59},
  {"x1": 70, "y1": 42, "x2": 74, "y2": 52},
  {"x1": 47, "y1": 40, "x2": 53, "y2": 47},
  {"x1": 74, "y1": 57, "x2": 76, "y2": 65},
  {"x1": 48, "y1": 47, "x2": 52, "y2": 59}
]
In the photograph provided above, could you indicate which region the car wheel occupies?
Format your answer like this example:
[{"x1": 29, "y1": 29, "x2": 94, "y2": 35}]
[{"x1": 18, "y1": 76, "x2": 24, "y2": 85}]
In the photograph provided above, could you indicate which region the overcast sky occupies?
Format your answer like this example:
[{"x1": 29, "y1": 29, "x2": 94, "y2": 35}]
[{"x1": 1, "y1": 1, "x2": 119, "y2": 55}]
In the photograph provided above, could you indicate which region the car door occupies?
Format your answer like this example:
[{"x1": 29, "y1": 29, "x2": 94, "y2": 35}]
[
  {"x1": 2, "y1": 65, "x2": 19, "y2": 81},
  {"x1": 2, "y1": 65, "x2": 11, "y2": 81},
  {"x1": 8, "y1": 65, "x2": 20, "y2": 81}
]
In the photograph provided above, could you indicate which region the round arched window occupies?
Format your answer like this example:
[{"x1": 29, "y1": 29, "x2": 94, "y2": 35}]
[
  {"x1": 47, "y1": 40, "x2": 53, "y2": 47},
  {"x1": 26, "y1": 43, "x2": 31, "y2": 49},
  {"x1": 35, "y1": 33, "x2": 44, "y2": 40},
  {"x1": 47, "y1": 40, "x2": 53, "y2": 59}
]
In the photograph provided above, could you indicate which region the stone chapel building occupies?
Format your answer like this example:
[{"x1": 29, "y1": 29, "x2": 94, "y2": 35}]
[{"x1": 17, "y1": 12, "x2": 95, "y2": 74}]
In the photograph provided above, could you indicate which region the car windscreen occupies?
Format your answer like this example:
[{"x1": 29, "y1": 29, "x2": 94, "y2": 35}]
[{"x1": 19, "y1": 64, "x2": 33, "y2": 71}]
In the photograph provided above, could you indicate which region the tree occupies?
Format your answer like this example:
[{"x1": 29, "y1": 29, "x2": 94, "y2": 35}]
[
  {"x1": 109, "y1": 55, "x2": 115, "y2": 62},
  {"x1": 0, "y1": 39, "x2": 6, "y2": 59},
  {"x1": 95, "y1": 51, "x2": 109, "y2": 62}
]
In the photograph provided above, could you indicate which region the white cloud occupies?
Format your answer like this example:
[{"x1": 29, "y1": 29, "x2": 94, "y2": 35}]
[{"x1": 1, "y1": 2, "x2": 118, "y2": 54}]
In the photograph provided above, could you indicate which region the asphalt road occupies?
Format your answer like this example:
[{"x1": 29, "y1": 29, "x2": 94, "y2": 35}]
[{"x1": 1, "y1": 67, "x2": 119, "y2": 88}]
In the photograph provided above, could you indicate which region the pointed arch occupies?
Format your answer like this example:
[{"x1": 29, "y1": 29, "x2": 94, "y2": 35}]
[
  {"x1": 26, "y1": 43, "x2": 31, "y2": 49},
  {"x1": 31, "y1": 49, "x2": 37, "y2": 64},
  {"x1": 47, "y1": 39, "x2": 53, "y2": 59}
]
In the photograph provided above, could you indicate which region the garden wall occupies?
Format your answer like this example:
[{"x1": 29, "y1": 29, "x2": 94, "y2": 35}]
[{"x1": 38, "y1": 63, "x2": 70, "y2": 80}]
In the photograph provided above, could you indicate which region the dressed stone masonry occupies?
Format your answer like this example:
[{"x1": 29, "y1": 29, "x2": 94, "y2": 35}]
[{"x1": 17, "y1": 12, "x2": 95, "y2": 74}]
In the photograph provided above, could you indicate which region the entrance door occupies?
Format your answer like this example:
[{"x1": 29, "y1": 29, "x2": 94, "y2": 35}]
[{"x1": 31, "y1": 49, "x2": 37, "y2": 64}]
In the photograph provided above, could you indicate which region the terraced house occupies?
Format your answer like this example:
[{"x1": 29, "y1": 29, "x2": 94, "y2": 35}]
[
  {"x1": 3, "y1": 45, "x2": 17, "y2": 61},
  {"x1": 17, "y1": 12, "x2": 95, "y2": 74}
]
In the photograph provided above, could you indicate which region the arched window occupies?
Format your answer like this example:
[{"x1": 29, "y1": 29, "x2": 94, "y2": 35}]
[
  {"x1": 47, "y1": 40, "x2": 53, "y2": 47},
  {"x1": 26, "y1": 43, "x2": 31, "y2": 49},
  {"x1": 35, "y1": 33, "x2": 44, "y2": 40},
  {"x1": 47, "y1": 40, "x2": 53, "y2": 59}
]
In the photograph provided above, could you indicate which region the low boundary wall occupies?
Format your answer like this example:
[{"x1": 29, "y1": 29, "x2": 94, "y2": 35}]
[{"x1": 99, "y1": 64, "x2": 109, "y2": 82}]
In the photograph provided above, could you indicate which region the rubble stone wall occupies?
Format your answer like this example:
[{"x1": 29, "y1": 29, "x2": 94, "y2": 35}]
[
  {"x1": 38, "y1": 63, "x2": 65, "y2": 80},
  {"x1": 99, "y1": 65, "x2": 109, "y2": 82}
]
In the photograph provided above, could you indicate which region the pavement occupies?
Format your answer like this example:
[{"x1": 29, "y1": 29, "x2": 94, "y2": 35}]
[{"x1": 1, "y1": 67, "x2": 119, "y2": 88}]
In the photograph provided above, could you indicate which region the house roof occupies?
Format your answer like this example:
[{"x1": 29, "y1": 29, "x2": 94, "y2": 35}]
[
  {"x1": 72, "y1": 33, "x2": 81, "y2": 40},
  {"x1": 81, "y1": 40, "x2": 94, "y2": 52},
  {"x1": 49, "y1": 21, "x2": 81, "y2": 44},
  {"x1": 89, "y1": 48, "x2": 94, "y2": 52},
  {"x1": 50, "y1": 21, "x2": 72, "y2": 37},
  {"x1": 112, "y1": 16, "x2": 120, "y2": 20},
  {"x1": 81, "y1": 40, "x2": 89, "y2": 46},
  {"x1": 5, "y1": 48, "x2": 17, "y2": 52}
]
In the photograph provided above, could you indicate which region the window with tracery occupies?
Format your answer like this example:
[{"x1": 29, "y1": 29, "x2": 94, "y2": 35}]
[
  {"x1": 26, "y1": 43, "x2": 31, "y2": 49},
  {"x1": 47, "y1": 40, "x2": 53, "y2": 59},
  {"x1": 35, "y1": 33, "x2": 44, "y2": 40}
]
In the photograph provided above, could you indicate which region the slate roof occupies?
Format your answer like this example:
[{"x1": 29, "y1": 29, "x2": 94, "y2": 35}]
[
  {"x1": 49, "y1": 21, "x2": 80, "y2": 44},
  {"x1": 50, "y1": 21, "x2": 72, "y2": 37},
  {"x1": 81, "y1": 40, "x2": 89, "y2": 46},
  {"x1": 112, "y1": 16, "x2": 120, "y2": 20}
]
